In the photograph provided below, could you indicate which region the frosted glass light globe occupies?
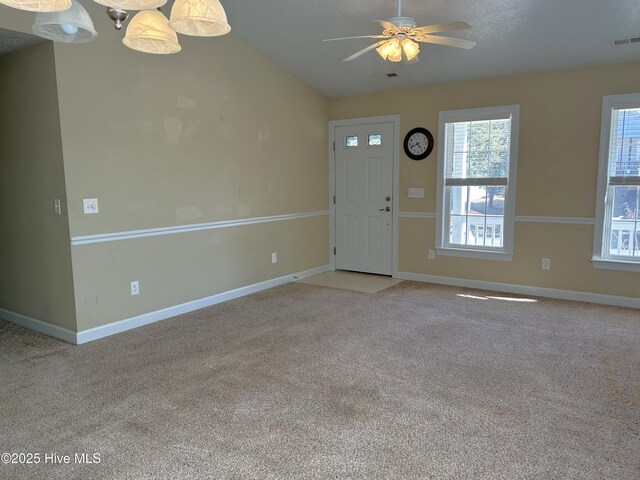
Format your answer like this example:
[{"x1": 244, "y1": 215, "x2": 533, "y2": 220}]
[
  {"x1": 93, "y1": 0, "x2": 166, "y2": 11},
  {"x1": 32, "y1": 0, "x2": 97, "y2": 43},
  {"x1": 0, "y1": 0, "x2": 70, "y2": 13},
  {"x1": 169, "y1": 0, "x2": 231, "y2": 37},
  {"x1": 123, "y1": 10, "x2": 181, "y2": 55}
]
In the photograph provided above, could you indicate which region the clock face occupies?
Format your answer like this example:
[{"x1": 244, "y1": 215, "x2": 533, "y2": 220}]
[
  {"x1": 403, "y1": 127, "x2": 434, "y2": 160},
  {"x1": 408, "y1": 133, "x2": 429, "y2": 155}
]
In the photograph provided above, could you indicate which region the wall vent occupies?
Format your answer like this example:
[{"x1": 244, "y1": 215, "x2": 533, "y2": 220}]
[{"x1": 610, "y1": 35, "x2": 640, "y2": 47}]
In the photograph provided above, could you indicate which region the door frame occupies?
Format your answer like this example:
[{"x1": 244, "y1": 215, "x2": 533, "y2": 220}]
[{"x1": 328, "y1": 114, "x2": 401, "y2": 277}]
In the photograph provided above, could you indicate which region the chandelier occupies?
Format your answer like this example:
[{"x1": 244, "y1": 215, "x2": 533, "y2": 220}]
[{"x1": 0, "y1": 0, "x2": 231, "y2": 54}]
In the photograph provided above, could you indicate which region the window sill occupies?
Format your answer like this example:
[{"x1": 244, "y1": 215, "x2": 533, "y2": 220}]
[
  {"x1": 436, "y1": 247, "x2": 513, "y2": 262},
  {"x1": 591, "y1": 258, "x2": 640, "y2": 272}
]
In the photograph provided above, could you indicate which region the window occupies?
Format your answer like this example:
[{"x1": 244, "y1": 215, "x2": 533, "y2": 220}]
[
  {"x1": 593, "y1": 94, "x2": 640, "y2": 272},
  {"x1": 345, "y1": 135, "x2": 358, "y2": 147},
  {"x1": 436, "y1": 105, "x2": 520, "y2": 261},
  {"x1": 368, "y1": 134, "x2": 382, "y2": 146}
]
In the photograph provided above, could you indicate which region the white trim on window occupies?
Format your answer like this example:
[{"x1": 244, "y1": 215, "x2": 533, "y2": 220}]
[
  {"x1": 592, "y1": 93, "x2": 640, "y2": 271},
  {"x1": 435, "y1": 247, "x2": 513, "y2": 262},
  {"x1": 436, "y1": 104, "x2": 520, "y2": 261}
]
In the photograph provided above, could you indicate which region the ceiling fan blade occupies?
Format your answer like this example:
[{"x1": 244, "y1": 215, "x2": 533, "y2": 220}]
[
  {"x1": 413, "y1": 21, "x2": 471, "y2": 35},
  {"x1": 415, "y1": 35, "x2": 477, "y2": 49},
  {"x1": 324, "y1": 35, "x2": 389, "y2": 42},
  {"x1": 343, "y1": 40, "x2": 389, "y2": 62},
  {"x1": 374, "y1": 20, "x2": 399, "y2": 32}
]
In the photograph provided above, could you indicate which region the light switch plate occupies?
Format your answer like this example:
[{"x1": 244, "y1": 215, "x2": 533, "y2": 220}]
[
  {"x1": 54, "y1": 199, "x2": 62, "y2": 215},
  {"x1": 83, "y1": 198, "x2": 99, "y2": 214},
  {"x1": 408, "y1": 187, "x2": 425, "y2": 199}
]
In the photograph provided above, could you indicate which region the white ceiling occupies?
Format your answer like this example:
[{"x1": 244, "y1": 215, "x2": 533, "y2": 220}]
[{"x1": 223, "y1": 0, "x2": 640, "y2": 98}]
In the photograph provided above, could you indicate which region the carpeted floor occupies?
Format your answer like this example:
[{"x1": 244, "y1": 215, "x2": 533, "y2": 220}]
[{"x1": 1, "y1": 281, "x2": 639, "y2": 479}]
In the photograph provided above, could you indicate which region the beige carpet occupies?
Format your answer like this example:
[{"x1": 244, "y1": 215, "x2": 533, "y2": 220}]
[
  {"x1": 1, "y1": 281, "x2": 639, "y2": 480},
  {"x1": 296, "y1": 270, "x2": 402, "y2": 293}
]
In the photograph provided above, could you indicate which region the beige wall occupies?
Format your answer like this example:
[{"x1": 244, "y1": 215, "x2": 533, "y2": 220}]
[
  {"x1": 0, "y1": 42, "x2": 77, "y2": 330},
  {"x1": 331, "y1": 62, "x2": 640, "y2": 298},
  {"x1": 73, "y1": 216, "x2": 328, "y2": 330},
  {"x1": 44, "y1": 3, "x2": 329, "y2": 332}
]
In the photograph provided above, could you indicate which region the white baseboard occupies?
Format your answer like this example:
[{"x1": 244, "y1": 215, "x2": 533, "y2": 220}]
[
  {"x1": 75, "y1": 264, "x2": 331, "y2": 344},
  {"x1": 292, "y1": 264, "x2": 330, "y2": 280},
  {"x1": 0, "y1": 308, "x2": 77, "y2": 344},
  {"x1": 395, "y1": 271, "x2": 640, "y2": 309}
]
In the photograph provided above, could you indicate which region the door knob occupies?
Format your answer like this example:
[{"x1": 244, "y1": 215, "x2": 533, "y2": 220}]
[{"x1": 379, "y1": 206, "x2": 391, "y2": 212}]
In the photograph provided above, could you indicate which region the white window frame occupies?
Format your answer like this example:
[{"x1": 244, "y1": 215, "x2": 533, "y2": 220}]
[
  {"x1": 435, "y1": 105, "x2": 520, "y2": 261},
  {"x1": 592, "y1": 93, "x2": 640, "y2": 272}
]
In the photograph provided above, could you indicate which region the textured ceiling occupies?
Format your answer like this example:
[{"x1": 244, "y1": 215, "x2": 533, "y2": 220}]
[
  {"x1": 223, "y1": 0, "x2": 640, "y2": 98},
  {"x1": 1, "y1": 1, "x2": 639, "y2": 98},
  {"x1": 0, "y1": 27, "x2": 43, "y2": 57}
]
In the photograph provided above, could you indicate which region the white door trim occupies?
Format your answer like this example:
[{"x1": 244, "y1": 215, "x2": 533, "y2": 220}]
[{"x1": 328, "y1": 115, "x2": 401, "y2": 276}]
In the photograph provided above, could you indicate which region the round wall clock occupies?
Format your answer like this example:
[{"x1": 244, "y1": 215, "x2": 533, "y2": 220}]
[{"x1": 403, "y1": 127, "x2": 434, "y2": 161}]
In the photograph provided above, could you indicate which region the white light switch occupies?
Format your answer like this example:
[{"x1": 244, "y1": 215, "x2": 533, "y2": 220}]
[
  {"x1": 54, "y1": 199, "x2": 62, "y2": 215},
  {"x1": 408, "y1": 187, "x2": 425, "y2": 198},
  {"x1": 83, "y1": 198, "x2": 99, "y2": 214}
]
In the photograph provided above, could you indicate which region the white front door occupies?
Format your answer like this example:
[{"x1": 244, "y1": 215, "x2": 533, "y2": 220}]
[{"x1": 334, "y1": 122, "x2": 394, "y2": 275}]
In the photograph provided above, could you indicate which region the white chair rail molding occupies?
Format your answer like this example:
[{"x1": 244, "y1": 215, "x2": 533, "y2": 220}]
[{"x1": 0, "y1": 0, "x2": 231, "y2": 53}]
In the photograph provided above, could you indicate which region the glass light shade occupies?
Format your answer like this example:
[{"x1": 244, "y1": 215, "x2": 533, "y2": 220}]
[
  {"x1": 388, "y1": 47, "x2": 402, "y2": 62},
  {"x1": 169, "y1": 0, "x2": 231, "y2": 37},
  {"x1": 0, "y1": 0, "x2": 70, "y2": 13},
  {"x1": 123, "y1": 10, "x2": 181, "y2": 54},
  {"x1": 376, "y1": 38, "x2": 400, "y2": 61},
  {"x1": 402, "y1": 38, "x2": 420, "y2": 61},
  {"x1": 32, "y1": 0, "x2": 97, "y2": 43},
  {"x1": 93, "y1": 0, "x2": 165, "y2": 11}
]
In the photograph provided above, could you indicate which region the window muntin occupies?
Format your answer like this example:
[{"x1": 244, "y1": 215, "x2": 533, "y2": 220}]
[
  {"x1": 595, "y1": 98, "x2": 640, "y2": 266},
  {"x1": 448, "y1": 186, "x2": 505, "y2": 248},
  {"x1": 437, "y1": 106, "x2": 519, "y2": 259}
]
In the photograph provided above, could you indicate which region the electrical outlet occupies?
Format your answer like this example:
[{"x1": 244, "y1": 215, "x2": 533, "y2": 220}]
[
  {"x1": 130, "y1": 280, "x2": 140, "y2": 296},
  {"x1": 54, "y1": 199, "x2": 62, "y2": 215},
  {"x1": 542, "y1": 258, "x2": 551, "y2": 270},
  {"x1": 271, "y1": 252, "x2": 277, "y2": 264},
  {"x1": 428, "y1": 249, "x2": 436, "y2": 260}
]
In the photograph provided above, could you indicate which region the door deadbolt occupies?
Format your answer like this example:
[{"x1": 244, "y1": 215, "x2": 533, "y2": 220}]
[
  {"x1": 379, "y1": 206, "x2": 391, "y2": 212},
  {"x1": 386, "y1": 196, "x2": 391, "y2": 201}
]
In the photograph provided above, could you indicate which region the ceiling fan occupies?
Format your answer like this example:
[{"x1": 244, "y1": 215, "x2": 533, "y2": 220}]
[{"x1": 324, "y1": 0, "x2": 477, "y2": 63}]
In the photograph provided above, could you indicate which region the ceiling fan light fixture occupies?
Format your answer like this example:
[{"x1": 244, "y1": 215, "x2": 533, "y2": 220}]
[
  {"x1": 402, "y1": 38, "x2": 419, "y2": 61},
  {"x1": 376, "y1": 38, "x2": 400, "y2": 61},
  {"x1": 123, "y1": 9, "x2": 181, "y2": 54},
  {"x1": 32, "y1": 0, "x2": 97, "y2": 43},
  {"x1": 0, "y1": 0, "x2": 70, "y2": 13},
  {"x1": 169, "y1": 0, "x2": 231, "y2": 37}
]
